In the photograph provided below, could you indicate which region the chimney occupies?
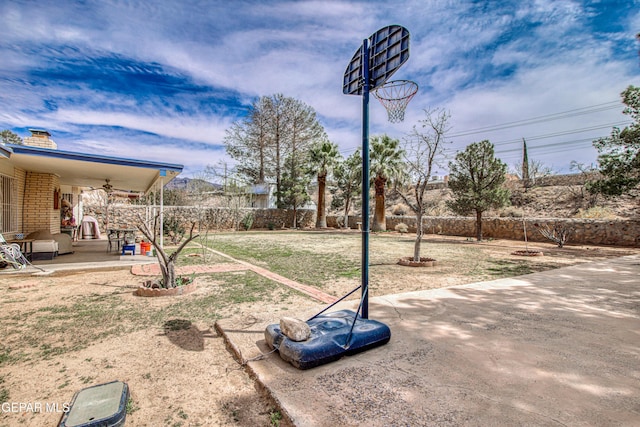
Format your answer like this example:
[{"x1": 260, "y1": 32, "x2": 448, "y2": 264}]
[{"x1": 23, "y1": 129, "x2": 58, "y2": 149}]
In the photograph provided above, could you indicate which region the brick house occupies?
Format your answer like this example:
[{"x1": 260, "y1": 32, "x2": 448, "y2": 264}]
[{"x1": 0, "y1": 129, "x2": 183, "y2": 239}]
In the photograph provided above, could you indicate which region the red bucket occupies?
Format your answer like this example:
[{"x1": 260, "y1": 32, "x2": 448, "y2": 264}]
[{"x1": 140, "y1": 242, "x2": 151, "y2": 254}]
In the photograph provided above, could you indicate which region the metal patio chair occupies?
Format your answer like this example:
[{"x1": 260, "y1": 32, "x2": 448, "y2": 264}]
[{"x1": 0, "y1": 234, "x2": 45, "y2": 271}]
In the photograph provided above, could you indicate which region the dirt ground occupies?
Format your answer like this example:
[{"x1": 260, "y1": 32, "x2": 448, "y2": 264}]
[{"x1": 1, "y1": 233, "x2": 637, "y2": 427}]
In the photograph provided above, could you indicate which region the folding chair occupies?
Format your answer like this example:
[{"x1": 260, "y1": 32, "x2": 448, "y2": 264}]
[
  {"x1": 107, "y1": 232, "x2": 124, "y2": 253},
  {"x1": 0, "y1": 234, "x2": 45, "y2": 272}
]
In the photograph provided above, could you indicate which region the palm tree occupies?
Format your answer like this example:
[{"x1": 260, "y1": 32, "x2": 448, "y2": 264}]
[
  {"x1": 370, "y1": 135, "x2": 404, "y2": 231},
  {"x1": 308, "y1": 139, "x2": 341, "y2": 228}
]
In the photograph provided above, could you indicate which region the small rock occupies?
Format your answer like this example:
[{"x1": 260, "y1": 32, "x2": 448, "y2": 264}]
[{"x1": 280, "y1": 317, "x2": 311, "y2": 342}]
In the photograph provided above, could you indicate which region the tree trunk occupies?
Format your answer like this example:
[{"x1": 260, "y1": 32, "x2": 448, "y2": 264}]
[
  {"x1": 476, "y1": 210, "x2": 483, "y2": 241},
  {"x1": 413, "y1": 211, "x2": 423, "y2": 261},
  {"x1": 165, "y1": 261, "x2": 177, "y2": 288},
  {"x1": 343, "y1": 198, "x2": 351, "y2": 228},
  {"x1": 292, "y1": 207, "x2": 298, "y2": 228},
  {"x1": 372, "y1": 176, "x2": 387, "y2": 232},
  {"x1": 316, "y1": 172, "x2": 327, "y2": 228}
]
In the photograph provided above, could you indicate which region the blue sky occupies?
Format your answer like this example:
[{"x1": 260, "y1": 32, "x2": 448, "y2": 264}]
[{"x1": 1, "y1": 0, "x2": 639, "y2": 180}]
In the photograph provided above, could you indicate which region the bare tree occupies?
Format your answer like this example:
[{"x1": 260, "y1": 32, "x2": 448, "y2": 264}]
[
  {"x1": 137, "y1": 213, "x2": 199, "y2": 288},
  {"x1": 567, "y1": 161, "x2": 600, "y2": 211},
  {"x1": 511, "y1": 159, "x2": 553, "y2": 188},
  {"x1": 397, "y1": 108, "x2": 451, "y2": 261}
]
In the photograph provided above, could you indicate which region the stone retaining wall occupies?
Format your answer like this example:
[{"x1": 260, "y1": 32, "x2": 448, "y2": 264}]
[
  {"x1": 83, "y1": 205, "x2": 638, "y2": 246},
  {"x1": 83, "y1": 205, "x2": 315, "y2": 232},
  {"x1": 326, "y1": 215, "x2": 640, "y2": 247}
]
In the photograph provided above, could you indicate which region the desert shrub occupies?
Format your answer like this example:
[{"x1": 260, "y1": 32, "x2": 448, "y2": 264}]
[
  {"x1": 391, "y1": 203, "x2": 409, "y2": 216},
  {"x1": 394, "y1": 223, "x2": 409, "y2": 234},
  {"x1": 573, "y1": 206, "x2": 616, "y2": 219},
  {"x1": 499, "y1": 206, "x2": 524, "y2": 217},
  {"x1": 240, "y1": 212, "x2": 254, "y2": 231},
  {"x1": 535, "y1": 223, "x2": 571, "y2": 248},
  {"x1": 509, "y1": 189, "x2": 535, "y2": 207}
]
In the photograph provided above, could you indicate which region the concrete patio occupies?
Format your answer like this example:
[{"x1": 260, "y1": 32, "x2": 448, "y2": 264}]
[
  {"x1": 0, "y1": 238, "x2": 155, "y2": 276},
  {"x1": 217, "y1": 254, "x2": 640, "y2": 426}
]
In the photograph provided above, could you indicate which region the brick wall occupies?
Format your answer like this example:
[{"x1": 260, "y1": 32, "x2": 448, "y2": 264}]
[
  {"x1": 22, "y1": 172, "x2": 60, "y2": 235},
  {"x1": 23, "y1": 135, "x2": 57, "y2": 149},
  {"x1": 14, "y1": 167, "x2": 26, "y2": 234}
]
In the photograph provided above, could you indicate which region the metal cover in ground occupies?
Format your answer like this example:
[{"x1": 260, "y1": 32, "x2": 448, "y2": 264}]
[{"x1": 59, "y1": 380, "x2": 129, "y2": 427}]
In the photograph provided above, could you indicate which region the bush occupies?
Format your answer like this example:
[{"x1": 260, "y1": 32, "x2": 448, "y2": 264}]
[
  {"x1": 394, "y1": 223, "x2": 409, "y2": 234},
  {"x1": 240, "y1": 212, "x2": 254, "y2": 231},
  {"x1": 573, "y1": 206, "x2": 616, "y2": 219},
  {"x1": 535, "y1": 223, "x2": 571, "y2": 248},
  {"x1": 499, "y1": 206, "x2": 524, "y2": 218},
  {"x1": 391, "y1": 204, "x2": 409, "y2": 216},
  {"x1": 163, "y1": 215, "x2": 185, "y2": 244}
]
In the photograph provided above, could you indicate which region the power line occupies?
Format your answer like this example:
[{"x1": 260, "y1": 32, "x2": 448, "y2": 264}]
[
  {"x1": 449, "y1": 100, "x2": 622, "y2": 137},
  {"x1": 496, "y1": 137, "x2": 595, "y2": 155},
  {"x1": 490, "y1": 120, "x2": 631, "y2": 146},
  {"x1": 336, "y1": 102, "x2": 626, "y2": 157}
]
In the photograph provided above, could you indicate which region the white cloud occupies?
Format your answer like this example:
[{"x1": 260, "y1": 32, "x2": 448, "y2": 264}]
[
  {"x1": 48, "y1": 109, "x2": 232, "y2": 146},
  {"x1": 1, "y1": 0, "x2": 638, "y2": 178}
]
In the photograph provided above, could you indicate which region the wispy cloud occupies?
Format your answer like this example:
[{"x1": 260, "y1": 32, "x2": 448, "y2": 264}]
[{"x1": 0, "y1": 0, "x2": 638, "y2": 177}]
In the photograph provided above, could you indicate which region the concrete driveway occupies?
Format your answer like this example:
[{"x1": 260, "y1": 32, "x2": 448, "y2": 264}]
[{"x1": 217, "y1": 254, "x2": 640, "y2": 426}]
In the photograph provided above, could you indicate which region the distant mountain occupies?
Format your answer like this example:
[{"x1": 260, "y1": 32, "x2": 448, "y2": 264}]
[{"x1": 166, "y1": 177, "x2": 221, "y2": 192}]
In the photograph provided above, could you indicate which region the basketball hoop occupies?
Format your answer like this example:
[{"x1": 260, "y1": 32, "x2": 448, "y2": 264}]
[{"x1": 373, "y1": 80, "x2": 418, "y2": 123}]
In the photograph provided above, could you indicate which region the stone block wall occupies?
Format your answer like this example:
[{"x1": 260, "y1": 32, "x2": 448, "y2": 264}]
[
  {"x1": 80, "y1": 204, "x2": 639, "y2": 247},
  {"x1": 82, "y1": 205, "x2": 315, "y2": 234},
  {"x1": 326, "y1": 215, "x2": 640, "y2": 247}
]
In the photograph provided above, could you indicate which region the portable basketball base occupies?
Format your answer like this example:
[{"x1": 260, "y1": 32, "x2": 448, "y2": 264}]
[{"x1": 265, "y1": 25, "x2": 410, "y2": 369}]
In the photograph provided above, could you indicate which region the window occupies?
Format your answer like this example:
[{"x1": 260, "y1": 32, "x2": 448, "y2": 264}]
[{"x1": 0, "y1": 174, "x2": 18, "y2": 233}]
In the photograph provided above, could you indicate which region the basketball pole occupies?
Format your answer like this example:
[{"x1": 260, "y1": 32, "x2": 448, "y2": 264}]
[{"x1": 361, "y1": 38, "x2": 370, "y2": 320}]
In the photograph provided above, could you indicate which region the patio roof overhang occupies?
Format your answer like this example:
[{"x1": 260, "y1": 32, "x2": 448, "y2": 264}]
[{"x1": 4, "y1": 144, "x2": 183, "y2": 193}]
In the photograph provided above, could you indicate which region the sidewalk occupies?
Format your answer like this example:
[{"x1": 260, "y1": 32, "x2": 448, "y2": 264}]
[{"x1": 216, "y1": 254, "x2": 640, "y2": 426}]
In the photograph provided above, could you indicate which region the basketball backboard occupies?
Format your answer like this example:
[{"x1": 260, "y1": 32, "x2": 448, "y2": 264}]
[{"x1": 343, "y1": 25, "x2": 410, "y2": 95}]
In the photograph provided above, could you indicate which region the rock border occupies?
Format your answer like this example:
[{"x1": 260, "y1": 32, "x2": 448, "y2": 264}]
[
  {"x1": 135, "y1": 279, "x2": 197, "y2": 297},
  {"x1": 511, "y1": 250, "x2": 544, "y2": 257},
  {"x1": 397, "y1": 257, "x2": 438, "y2": 267}
]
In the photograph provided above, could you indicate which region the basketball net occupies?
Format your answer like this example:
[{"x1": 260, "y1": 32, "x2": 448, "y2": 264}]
[{"x1": 373, "y1": 80, "x2": 418, "y2": 123}]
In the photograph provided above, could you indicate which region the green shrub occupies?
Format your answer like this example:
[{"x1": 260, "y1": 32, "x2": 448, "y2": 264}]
[
  {"x1": 241, "y1": 213, "x2": 254, "y2": 231},
  {"x1": 163, "y1": 215, "x2": 186, "y2": 244}
]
